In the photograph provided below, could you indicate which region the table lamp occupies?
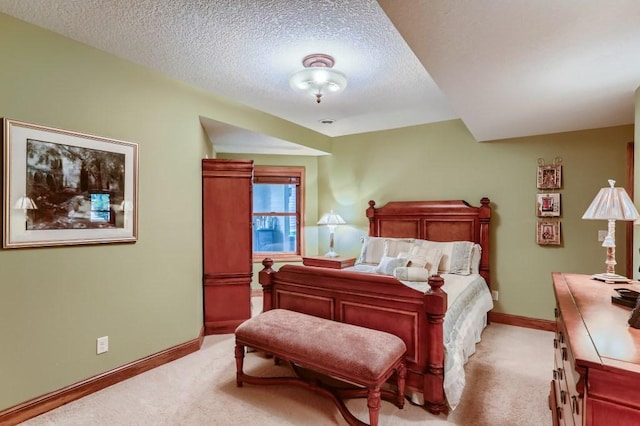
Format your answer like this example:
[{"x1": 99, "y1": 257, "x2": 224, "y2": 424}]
[
  {"x1": 582, "y1": 179, "x2": 640, "y2": 282},
  {"x1": 317, "y1": 210, "x2": 346, "y2": 257},
  {"x1": 14, "y1": 195, "x2": 37, "y2": 229}
]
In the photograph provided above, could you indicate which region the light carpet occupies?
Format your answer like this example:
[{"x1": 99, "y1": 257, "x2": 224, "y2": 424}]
[{"x1": 21, "y1": 300, "x2": 553, "y2": 425}]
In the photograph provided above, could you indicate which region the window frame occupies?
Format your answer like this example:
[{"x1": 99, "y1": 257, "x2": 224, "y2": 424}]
[{"x1": 252, "y1": 165, "x2": 305, "y2": 262}]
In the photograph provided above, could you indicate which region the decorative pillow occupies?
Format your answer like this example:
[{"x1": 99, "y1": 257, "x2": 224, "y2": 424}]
[
  {"x1": 383, "y1": 238, "x2": 416, "y2": 258},
  {"x1": 397, "y1": 245, "x2": 427, "y2": 268},
  {"x1": 375, "y1": 256, "x2": 409, "y2": 276},
  {"x1": 394, "y1": 266, "x2": 430, "y2": 282},
  {"x1": 448, "y1": 241, "x2": 475, "y2": 275},
  {"x1": 356, "y1": 236, "x2": 387, "y2": 265},
  {"x1": 424, "y1": 247, "x2": 444, "y2": 277},
  {"x1": 470, "y1": 244, "x2": 482, "y2": 274},
  {"x1": 417, "y1": 240, "x2": 475, "y2": 275}
]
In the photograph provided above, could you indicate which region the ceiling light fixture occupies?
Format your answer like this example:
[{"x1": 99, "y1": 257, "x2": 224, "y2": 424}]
[{"x1": 289, "y1": 54, "x2": 347, "y2": 104}]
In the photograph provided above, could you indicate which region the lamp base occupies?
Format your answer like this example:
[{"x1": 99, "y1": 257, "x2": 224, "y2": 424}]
[
  {"x1": 324, "y1": 250, "x2": 339, "y2": 258},
  {"x1": 591, "y1": 272, "x2": 631, "y2": 284}
]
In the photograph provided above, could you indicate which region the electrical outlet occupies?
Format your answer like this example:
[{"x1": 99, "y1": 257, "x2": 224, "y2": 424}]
[
  {"x1": 598, "y1": 230, "x2": 607, "y2": 242},
  {"x1": 491, "y1": 290, "x2": 499, "y2": 301},
  {"x1": 97, "y1": 336, "x2": 109, "y2": 354}
]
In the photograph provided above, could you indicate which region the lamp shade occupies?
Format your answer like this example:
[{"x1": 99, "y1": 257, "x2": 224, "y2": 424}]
[
  {"x1": 14, "y1": 196, "x2": 37, "y2": 210},
  {"x1": 317, "y1": 210, "x2": 346, "y2": 226},
  {"x1": 582, "y1": 179, "x2": 640, "y2": 221},
  {"x1": 119, "y1": 200, "x2": 134, "y2": 212}
]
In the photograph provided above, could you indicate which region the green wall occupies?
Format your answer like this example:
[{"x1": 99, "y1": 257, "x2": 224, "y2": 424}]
[
  {"x1": 1, "y1": 10, "x2": 637, "y2": 415},
  {"x1": 0, "y1": 14, "x2": 326, "y2": 411},
  {"x1": 319, "y1": 120, "x2": 633, "y2": 320}
]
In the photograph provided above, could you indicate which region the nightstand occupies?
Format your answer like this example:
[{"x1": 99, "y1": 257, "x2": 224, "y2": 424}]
[{"x1": 302, "y1": 256, "x2": 356, "y2": 269}]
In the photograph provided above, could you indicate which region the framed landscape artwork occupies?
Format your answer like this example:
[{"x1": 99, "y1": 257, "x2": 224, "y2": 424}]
[{"x1": 2, "y1": 118, "x2": 138, "y2": 248}]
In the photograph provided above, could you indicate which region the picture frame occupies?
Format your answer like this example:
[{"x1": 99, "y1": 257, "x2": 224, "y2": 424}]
[
  {"x1": 537, "y1": 164, "x2": 562, "y2": 189},
  {"x1": 536, "y1": 193, "x2": 560, "y2": 217},
  {"x1": 3, "y1": 118, "x2": 138, "y2": 248},
  {"x1": 537, "y1": 221, "x2": 561, "y2": 245}
]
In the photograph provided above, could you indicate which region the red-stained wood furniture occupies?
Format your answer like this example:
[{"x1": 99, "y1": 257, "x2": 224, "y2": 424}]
[
  {"x1": 259, "y1": 198, "x2": 491, "y2": 414},
  {"x1": 550, "y1": 273, "x2": 640, "y2": 425},
  {"x1": 302, "y1": 255, "x2": 356, "y2": 269},
  {"x1": 202, "y1": 159, "x2": 253, "y2": 334},
  {"x1": 235, "y1": 309, "x2": 407, "y2": 426}
]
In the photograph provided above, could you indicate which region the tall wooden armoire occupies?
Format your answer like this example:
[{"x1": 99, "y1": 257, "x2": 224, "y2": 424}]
[{"x1": 202, "y1": 159, "x2": 253, "y2": 334}]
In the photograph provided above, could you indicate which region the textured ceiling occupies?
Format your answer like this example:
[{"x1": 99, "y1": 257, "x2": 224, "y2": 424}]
[{"x1": 1, "y1": 0, "x2": 639, "y2": 155}]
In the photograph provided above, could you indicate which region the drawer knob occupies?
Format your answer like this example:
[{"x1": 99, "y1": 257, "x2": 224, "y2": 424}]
[
  {"x1": 561, "y1": 390, "x2": 567, "y2": 404},
  {"x1": 558, "y1": 368, "x2": 564, "y2": 380},
  {"x1": 553, "y1": 369, "x2": 557, "y2": 380},
  {"x1": 572, "y1": 395, "x2": 580, "y2": 415},
  {"x1": 554, "y1": 338, "x2": 558, "y2": 349},
  {"x1": 562, "y1": 347, "x2": 568, "y2": 361}
]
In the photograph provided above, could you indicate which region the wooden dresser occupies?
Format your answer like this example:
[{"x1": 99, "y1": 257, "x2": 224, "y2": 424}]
[{"x1": 551, "y1": 272, "x2": 640, "y2": 425}]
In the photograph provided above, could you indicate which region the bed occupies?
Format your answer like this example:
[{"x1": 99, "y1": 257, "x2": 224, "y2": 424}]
[{"x1": 258, "y1": 198, "x2": 492, "y2": 414}]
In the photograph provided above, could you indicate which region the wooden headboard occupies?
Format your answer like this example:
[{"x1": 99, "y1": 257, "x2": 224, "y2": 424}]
[{"x1": 366, "y1": 198, "x2": 491, "y2": 284}]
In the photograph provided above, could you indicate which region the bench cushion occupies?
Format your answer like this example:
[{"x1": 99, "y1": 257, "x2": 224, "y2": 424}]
[{"x1": 235, "y1": 309, "x2": 406, "y2": 385}]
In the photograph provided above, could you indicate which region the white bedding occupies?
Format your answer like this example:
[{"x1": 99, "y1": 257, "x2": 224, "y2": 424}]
[{"x1": 345, "y1": 265, "x2": 493, "y2": 410}]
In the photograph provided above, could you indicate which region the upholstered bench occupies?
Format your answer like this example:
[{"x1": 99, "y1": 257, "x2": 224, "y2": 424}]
[{"x1": 234, "y1": 309, "x2": 407, "y2": 426}]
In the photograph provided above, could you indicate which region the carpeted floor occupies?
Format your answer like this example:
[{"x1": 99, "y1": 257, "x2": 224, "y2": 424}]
[{"x1": 21, "y1": 300, "x2": 553, "y2": 425}]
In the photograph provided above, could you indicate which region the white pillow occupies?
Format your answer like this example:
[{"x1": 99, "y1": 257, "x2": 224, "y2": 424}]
[
  {"x1": 356, "y1": 236, "x2": 387, "y2": 265},
  {"x1": 394, "y1": 266, "x2": 430, "y2": 282},
  {"x1": 397, "y1": 245, "x2": 428, "y2": 268},
  {"x1": 398, "y1": 246, "x2": 442, "y2": 277},
  {"x1": 375, "y1": 256, "x2": 409, "y2": 276},
  {"x1": 470, "y1": 244, "x2": 482, "y2": 274},
  {"x1": 383, "y1": 238, "x2": 416, "y2": 258},
  {"x1": 424, "y1": 247, "x2": 444, "y2": 277},
  {"x1": 417, "y1": 240, "x2": 475, "y2": 275}
]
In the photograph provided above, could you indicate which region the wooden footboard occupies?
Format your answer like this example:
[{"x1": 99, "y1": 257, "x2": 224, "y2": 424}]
[{"x1": 259, "y1": 259, "x2": 448, "y2": 414}]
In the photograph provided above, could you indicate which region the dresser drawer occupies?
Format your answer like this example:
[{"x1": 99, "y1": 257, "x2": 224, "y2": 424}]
[{"x1": 553, "y1": 310, "x2": 583, "y2": 426}]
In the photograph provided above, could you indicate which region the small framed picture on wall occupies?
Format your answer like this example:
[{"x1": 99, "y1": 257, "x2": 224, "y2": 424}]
[
  {"x1": 537, "y1": 221, "x2": 561, "y2": 245},
  {"x1": 537, "y1": 165, "x2": 562, "y2": 189},
  {"x1": 536, "y1": 193, "x2": 560, "y2": 217}
]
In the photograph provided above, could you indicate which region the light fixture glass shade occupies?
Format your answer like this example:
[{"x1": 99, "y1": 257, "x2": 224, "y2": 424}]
[
  {"x1": 582, "y1": 179, "x2": 640, "y2": 221},
  {"x1": 14, "y1": 196, "x2": 37, "y2": 210},
  {"x1": 290, "y1": 68, "x2": 347, "y2": 95},
  {"x1": 289, "y1": 54, "x2": 347, "y2": 103}
]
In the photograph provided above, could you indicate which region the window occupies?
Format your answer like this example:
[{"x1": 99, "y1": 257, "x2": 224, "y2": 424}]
[{"x1": 252, "y1": 166, "x2": 304, "y2": 261}]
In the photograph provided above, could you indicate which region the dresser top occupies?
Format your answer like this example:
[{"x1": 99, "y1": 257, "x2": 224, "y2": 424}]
[{"x1": 553, "y1": 272, "x2": 640, "y2": 374}]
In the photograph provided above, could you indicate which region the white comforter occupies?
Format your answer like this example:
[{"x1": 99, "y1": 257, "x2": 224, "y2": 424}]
[{"x1": 346, "y1": 265, "x2": 493, "y2": 410}]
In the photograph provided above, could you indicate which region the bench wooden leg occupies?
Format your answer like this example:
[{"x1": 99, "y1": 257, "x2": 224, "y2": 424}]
[
  {"x1": 234, "y1": 344, "x2": 245, "y2": 387},
  {"x1": 396, "y1": 362, "x2": 406, "y2": 409},
  {"x1": 367, "y1": 387, "x2": 381, "y2": 426}
]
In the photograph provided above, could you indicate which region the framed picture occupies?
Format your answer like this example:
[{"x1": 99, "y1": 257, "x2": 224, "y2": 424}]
[
  {"x1": 537, "y1": 165, "x2": 562, "y2": 189},
  {"x1": 3, "y1": 118, "x2": 138, "y2": 248},
  {"x1": 536, "y1": 193, "x2": 560, "y2": 217},
  {"x1": 537, "y1": 221, "x2": 561, "y2": 245}
]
